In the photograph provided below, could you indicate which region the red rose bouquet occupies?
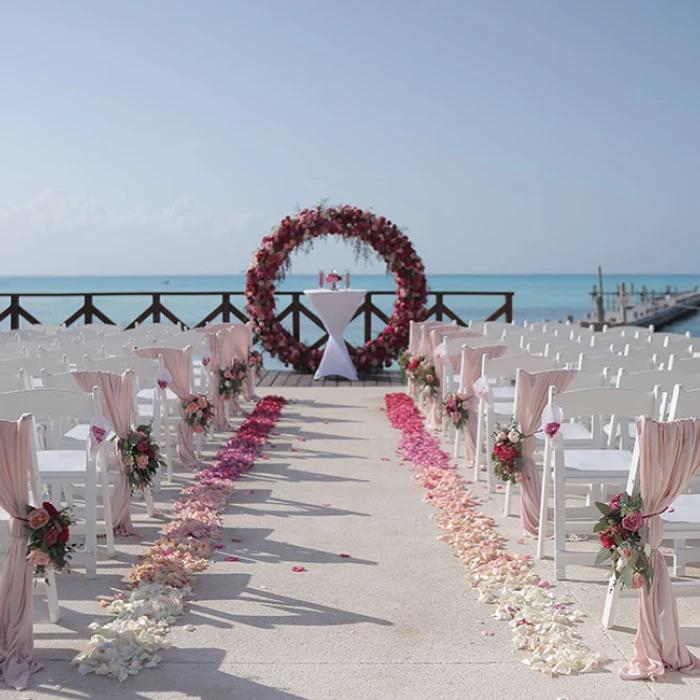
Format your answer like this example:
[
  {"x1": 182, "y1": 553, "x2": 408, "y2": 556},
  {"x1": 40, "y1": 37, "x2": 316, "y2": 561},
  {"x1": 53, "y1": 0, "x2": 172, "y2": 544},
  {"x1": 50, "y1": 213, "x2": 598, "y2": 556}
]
[
  {"x1": 218, "y1": 361, "x2": 248, "y2": 399},
  {"x1": 442, "y1": 392, "x2": 470, "y2": 429},
  {"x1": 24, "y1": 501, "x2": 76, "y2": 578},
  {"x1": 594, "y1": 491, "x2": 653, "y2": 591}
]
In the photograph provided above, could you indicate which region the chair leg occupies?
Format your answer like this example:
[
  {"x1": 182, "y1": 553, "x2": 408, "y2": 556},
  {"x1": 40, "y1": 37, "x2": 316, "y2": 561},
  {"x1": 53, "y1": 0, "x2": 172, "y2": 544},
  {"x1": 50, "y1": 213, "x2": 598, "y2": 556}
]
[
  {"x1": 536, "y1": 441, "x2": 551, "y2": 559},
  {"x1": 85, "y1": 470, "x2": 97, "y2": 580},
  {"x1": 161, "y1": 400, "x2": 174, "y2": 483},
  {"x1": 602, "y1": 574, "x2": 620, "y2": 629},
  {"x1": 45, "y1": 570, "x2": 61, "y2": 623},
  {"x1": 673, "y1": 539, "x2": 687, "y2": 576},
  {"x1": 144, "y1": 487, "x2": 156, "y2": 518},
  {"x1": 504, "y1": 480, "x2": 512, "y2": 515},
  {"x1": 553, "y1": 456, "x2": 567, "y2": 580},
  {"x1": 473, "y1": 404, "x2": 483, "y2": 482},
  {"x1": 99, "y1": 454, "x2": 115, "y2": 558}
]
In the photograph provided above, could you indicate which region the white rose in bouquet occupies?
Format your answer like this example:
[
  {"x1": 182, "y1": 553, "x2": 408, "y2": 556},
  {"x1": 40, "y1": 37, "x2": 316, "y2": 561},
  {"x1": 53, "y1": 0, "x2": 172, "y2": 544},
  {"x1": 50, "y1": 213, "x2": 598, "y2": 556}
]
[{"x1": 508, "y1": 431, "x2": 520, "y2": 443}]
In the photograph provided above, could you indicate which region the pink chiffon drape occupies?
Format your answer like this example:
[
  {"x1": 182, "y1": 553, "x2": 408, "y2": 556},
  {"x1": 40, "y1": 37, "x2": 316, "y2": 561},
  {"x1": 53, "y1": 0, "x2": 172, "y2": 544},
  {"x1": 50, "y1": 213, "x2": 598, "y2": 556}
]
[
  {"x1": 426, "y1": 329, "x2": 485, "y2": 431},
  {"x1": 462, "y1": 345, "x2": 507, "y2": 466},
  {"x1": 231, "y1": 323, "x2": 256, "y2": 402},
  {"x1": 620, "y1": 417, "x2": 700, "y2": 681},
  {"x1": 135, "y1": 347, "x2": 199, "y2": 468},
  {"x1": 515, "y1": 369, "x2": 576, "y2": 536},
  {"x1": 0, "y1": 416, "x2": 42, "y2": 689},
  {"x1": 73, "y1": 371, "x2": 136, "y2": 537},
  {"x1": 206, "y1": 328, "x2": 238, "y2": 428}
]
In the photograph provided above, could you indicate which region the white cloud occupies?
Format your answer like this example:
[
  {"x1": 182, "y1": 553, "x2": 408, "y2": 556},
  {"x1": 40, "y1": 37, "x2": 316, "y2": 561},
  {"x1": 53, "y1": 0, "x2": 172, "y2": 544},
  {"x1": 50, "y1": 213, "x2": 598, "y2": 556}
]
[{"x1": 0, "y1": 188, "x2": 258, "y2": 275}]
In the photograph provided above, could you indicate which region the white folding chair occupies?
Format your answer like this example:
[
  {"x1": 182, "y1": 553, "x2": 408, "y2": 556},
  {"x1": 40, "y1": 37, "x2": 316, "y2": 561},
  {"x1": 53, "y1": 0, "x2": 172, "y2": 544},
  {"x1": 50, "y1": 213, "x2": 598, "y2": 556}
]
[
  {"x1": 0, "y1": 388, "x2": 111, "y2": 578},
  {"x1": 540, "y1": 386, "x2": 659, "y2": 579}
]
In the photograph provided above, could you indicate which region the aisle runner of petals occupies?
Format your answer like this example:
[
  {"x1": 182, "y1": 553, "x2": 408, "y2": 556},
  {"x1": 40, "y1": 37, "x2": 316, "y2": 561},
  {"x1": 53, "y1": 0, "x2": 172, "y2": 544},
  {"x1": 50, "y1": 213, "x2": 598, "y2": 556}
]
[
  {"x1": 73, "y1": 395, "x2": 286, "y2": 682},
  {"x1": 384, "y1": 393, "x2": 600, "y2": 676}
]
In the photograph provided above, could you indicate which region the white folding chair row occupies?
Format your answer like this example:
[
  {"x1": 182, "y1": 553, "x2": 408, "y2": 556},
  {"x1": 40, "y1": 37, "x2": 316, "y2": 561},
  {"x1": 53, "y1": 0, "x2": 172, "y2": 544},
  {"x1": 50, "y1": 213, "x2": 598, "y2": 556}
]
[
  {"x1": 0, "y1": 387, "x2": 112, "y2": 579},
  {"x1": 0, "y1": 413, "x2": 61, "y2": 622},
  {"x1": 0, "y1": 370, "x2": 31, "y2": 392}
]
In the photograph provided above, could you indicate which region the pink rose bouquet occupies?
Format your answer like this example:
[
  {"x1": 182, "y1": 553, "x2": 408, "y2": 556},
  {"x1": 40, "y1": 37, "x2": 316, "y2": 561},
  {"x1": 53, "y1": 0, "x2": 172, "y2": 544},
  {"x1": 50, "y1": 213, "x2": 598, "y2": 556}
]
[
  {"x1": 491, "y1": 419, "x2": 524, "y2": 483},
  {"x1": 182, "y1": 393, "x2": 215, "y2": 434},
  {"x1": 117, "y1": 423, "x2": 165, "y2": 493},
  {"x1": 24, "y1": 500, "x2": 76, "y2": 578},
  {"x1": 441, "y1": 392, "x2": 470, "y2": 429},
  {"x1": 412, "y1": 359, "x2": 440, "y2": 396},
  {"x1": 594, "y1": 491, "x2": 653, "y2": 591},
  {"x1": 248, "y1": 350, "x2": 264, "y2": 379},
  {"x1": 218, "y1": 361, "x2": 249, "y2": 399}
]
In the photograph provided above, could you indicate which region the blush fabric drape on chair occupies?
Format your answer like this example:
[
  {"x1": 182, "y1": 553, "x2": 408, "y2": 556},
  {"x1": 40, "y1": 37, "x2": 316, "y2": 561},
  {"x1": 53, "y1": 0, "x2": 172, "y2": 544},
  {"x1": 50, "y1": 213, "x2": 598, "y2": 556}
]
[
  {"x1": 620, "y1": 417, "x2": 700, "y2": 681},
  {"x1": 0, "y1": 415, "x2": 43, "y2": 690}
]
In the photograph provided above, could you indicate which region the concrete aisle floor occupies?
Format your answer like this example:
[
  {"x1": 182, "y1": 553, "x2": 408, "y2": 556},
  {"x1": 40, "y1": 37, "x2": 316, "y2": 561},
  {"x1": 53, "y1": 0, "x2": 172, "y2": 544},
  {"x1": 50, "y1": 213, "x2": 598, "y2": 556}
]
[{"x1": 5, "y1": 387, "x2": 700, "y2": 700}]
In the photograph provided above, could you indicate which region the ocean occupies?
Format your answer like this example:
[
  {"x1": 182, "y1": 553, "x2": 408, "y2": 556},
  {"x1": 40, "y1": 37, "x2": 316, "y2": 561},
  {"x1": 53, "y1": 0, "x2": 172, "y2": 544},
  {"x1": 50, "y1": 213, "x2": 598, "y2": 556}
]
[{"x1": 2, "y1": 274, "x2": 699, "y2": 368}]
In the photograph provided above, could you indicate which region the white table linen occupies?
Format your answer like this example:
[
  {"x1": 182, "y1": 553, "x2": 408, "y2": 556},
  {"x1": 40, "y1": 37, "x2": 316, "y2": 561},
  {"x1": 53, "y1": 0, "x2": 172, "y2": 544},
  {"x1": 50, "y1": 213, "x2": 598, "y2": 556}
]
[{"x1": 304, "y1": 289, "x2": 366, "y2": 380}]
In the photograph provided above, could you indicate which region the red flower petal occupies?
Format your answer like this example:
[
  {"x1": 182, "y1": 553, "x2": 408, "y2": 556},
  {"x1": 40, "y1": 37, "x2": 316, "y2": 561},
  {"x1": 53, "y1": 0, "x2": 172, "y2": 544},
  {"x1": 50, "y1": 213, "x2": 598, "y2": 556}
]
[
  {"x1": 225, "y1": 557, "x2": 239, "y2": 562},
  {"x1": 212, "y1": 544, "x2": 226, "y2": 550},
  {"x1": 339, "y1": 553, "x2": 351, "y2": 558},
  {"x1": 291, "y1": 566, "x2": 306, "y2": 572},
  {"x1": 321, "y1": 503, "x2": 331, "y2": 507},
  {"x1": 231, "y1": 538, "x2": 242, "y2": 542}
]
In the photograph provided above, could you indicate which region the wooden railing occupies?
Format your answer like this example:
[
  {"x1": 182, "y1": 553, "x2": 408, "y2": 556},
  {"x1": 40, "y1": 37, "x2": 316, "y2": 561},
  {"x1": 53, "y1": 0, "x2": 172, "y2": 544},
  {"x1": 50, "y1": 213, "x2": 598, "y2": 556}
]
[{"x1": 0, "y1": 290, "x2": 514, "y2": 342}]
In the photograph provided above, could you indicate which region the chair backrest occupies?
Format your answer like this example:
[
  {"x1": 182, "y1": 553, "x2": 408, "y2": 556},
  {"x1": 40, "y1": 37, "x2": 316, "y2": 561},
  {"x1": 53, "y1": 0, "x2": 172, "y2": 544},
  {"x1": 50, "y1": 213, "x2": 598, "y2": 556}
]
[
  {"x1": 40, "y1": 369, "x2": 84, "y2": 392},
  {"x1": 667, "y1": 385, "x2": 700, "y2": 420},
  {"x1": 0, "y1": 370, "x2": 30, "y2": 392},
  {"x1": 577, "y1": 352, "x2": 656, "y2": 375},
  {"x1": 666, "y1": 355, "x2": 700, "y2": 373},
  {"x1": 87, "y1": 355, "x2": 159, "y2": 388},
  {"x1": 445, "y1": 336, "x2": 506, "y2": 356},
  {"x1": 482, "y1": 353, "x2": 558, "y2": 385},
  {"x1": 551, "y1": 386, "x2": 659, "y2": 420},
  {"x1": 0, "y1": 355, "x2": 69, "y2": 378}
]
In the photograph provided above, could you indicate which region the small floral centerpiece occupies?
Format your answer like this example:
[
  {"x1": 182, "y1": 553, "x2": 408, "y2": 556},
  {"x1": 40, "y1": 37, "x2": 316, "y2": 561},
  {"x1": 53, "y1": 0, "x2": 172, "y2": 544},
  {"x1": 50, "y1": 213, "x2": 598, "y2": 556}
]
[
  {"x1": 218, "y1": 361, "x2": 248, "y2": 399},
  {"x1": 248, "y1": 350, "x2": 264, "y2": 378},
  {"x1": 594, "y1": 492, "x2": 654, "y2": 591},
  {"x1": 25, "y1": 501, "x2": 76, "y2": 577},
  {"x1": 442, "y1": 392, "x2": 470, "y2": 429},
  {"x1": 325, "y1": 270, "x2": 342, "y2": 291},
  {"x1": 181, "y1": 393, "x2": 215, "y2": 434},
  {"x1": 492, "y1": 419, "x2": 524, "y2": 483},
  {"x1": 117, "y1": 424, "x2": 165, "y2": 493}
]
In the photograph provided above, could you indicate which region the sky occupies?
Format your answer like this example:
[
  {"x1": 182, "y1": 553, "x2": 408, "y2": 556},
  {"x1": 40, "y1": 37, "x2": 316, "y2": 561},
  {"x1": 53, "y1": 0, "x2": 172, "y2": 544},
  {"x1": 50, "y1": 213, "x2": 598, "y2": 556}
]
[{"x1": 1, "y1": 1, "x2": 699, "y2": 276}]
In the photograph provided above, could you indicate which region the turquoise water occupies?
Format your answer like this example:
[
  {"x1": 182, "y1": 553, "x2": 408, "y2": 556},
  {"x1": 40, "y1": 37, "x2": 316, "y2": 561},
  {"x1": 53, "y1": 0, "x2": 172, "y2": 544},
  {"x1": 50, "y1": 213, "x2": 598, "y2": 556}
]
[{"x1": 2, "y1": 275, "x2": 699, "y2": 365}]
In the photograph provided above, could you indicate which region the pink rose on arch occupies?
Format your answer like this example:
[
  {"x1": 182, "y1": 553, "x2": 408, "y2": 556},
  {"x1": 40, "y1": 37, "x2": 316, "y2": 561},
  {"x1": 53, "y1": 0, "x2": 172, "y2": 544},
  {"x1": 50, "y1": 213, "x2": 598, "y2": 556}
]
[
  {"x1": 28, "y1": 507, "x2": 50, "y2": 530},
  {"x1": 621, "y1": 510, "x2": 643, "y2": 533}
]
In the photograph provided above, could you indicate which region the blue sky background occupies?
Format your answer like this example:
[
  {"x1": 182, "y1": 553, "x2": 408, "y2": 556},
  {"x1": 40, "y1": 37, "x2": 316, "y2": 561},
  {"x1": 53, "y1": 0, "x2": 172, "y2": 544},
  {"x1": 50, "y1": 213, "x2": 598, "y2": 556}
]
[{"x1": 1, "y1": 1, "x2": 699, "y2": 276}]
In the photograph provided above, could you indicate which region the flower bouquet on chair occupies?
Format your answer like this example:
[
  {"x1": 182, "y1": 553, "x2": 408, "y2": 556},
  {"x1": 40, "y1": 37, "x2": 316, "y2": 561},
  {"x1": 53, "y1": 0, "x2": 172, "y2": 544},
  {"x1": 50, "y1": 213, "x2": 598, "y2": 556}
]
[
  {"x1": 181, "y1": 393, "x2": 215, "y2": 434},
  {"x1": 117, "y1": 423, "x2": 165, "y2": 493},
  {"x1": 442, "y1": 392, "x2": 470, "y2": 429},
  {"x1": 218, "y1": 361, "x2": 248, "y2": 399},
  {"x1": 248, "y1": 350, "x2": 264, "y2": 379},
  {"x1": 491, "y1": 419, "x2": 524, "y2": 483},
  {"x1": 594, "y1": 492, "x2": 654, "y2": 591},
  {"x1": 25, "y1": 502, "x2": 76, "y2": 579},
  {"x1": 325, "y1": 270, "x2": 342, "y2": 291},
  {"x1": 414, "y1": 359, "x2": 440, "y2": 397}
]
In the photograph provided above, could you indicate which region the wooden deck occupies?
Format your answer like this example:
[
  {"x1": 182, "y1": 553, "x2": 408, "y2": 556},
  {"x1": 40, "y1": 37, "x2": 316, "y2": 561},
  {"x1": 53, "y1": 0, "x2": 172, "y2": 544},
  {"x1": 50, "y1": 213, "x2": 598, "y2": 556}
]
[{"x1": 257, "y1": 369, "x2": 405, "y2": 388}]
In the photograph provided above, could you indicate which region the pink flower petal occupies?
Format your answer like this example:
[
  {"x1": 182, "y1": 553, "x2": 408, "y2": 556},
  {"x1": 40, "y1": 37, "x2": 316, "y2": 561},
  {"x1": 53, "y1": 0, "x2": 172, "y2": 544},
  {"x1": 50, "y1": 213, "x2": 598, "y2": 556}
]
[
  {"x1": 225, "y1": 556, "x2": 239, "y2": 562},
  {"x1": 291, "y1": 566, "x2": 306, "y2": 572},
  {"x1": 298, "y1": 437, "x2": 307, "y2": 442},
  {"x1": 212, "y1": 544, "x2": 226, "y2": 550},
  {"x1": 323, "y1": 420, "x2": 329, "y2": 424},
  {"x1": 321, "y1": 503, "x2": 331, "y2": 507},
  {"x1": 231, "y1": 538, "x2": 242, "y2": 542},
  {"x1": 380, "y1": 457, "x2": 390, "y2": 462}
]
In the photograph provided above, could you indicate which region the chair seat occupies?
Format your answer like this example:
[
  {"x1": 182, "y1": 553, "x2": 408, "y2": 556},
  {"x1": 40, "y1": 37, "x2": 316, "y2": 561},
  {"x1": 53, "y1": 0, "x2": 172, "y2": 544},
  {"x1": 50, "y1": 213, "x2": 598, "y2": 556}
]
[
  {"x1": 37, "y1": 450, "x2": 88, "y2": 478},
  {"x1": 563, "y1": 449, "x2": 633, "y2": 478},
  {"x1": 493, "y1": 401, "x2": 514, "y2": 417},
  {"x1": 137, "y1": 387, "x2": 178, "y2": 402}
]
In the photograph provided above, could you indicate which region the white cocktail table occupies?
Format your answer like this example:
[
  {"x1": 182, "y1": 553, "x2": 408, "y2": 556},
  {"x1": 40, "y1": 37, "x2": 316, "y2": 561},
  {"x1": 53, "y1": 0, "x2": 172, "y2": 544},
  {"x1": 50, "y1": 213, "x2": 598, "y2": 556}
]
[{"x1": 304, "y1": 289, "x2": 366, "y2": 381}]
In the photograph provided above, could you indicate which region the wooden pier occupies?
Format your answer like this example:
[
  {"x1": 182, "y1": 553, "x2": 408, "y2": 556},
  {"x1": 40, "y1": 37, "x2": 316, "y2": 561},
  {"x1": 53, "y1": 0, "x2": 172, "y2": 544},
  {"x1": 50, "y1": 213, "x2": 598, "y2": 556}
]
[
  {"x1": 579, "y1": 274, "x2": 700, "y2": 330},
  {"x1": 257, "y1": 369, "x2": 404, "y2": 388}
]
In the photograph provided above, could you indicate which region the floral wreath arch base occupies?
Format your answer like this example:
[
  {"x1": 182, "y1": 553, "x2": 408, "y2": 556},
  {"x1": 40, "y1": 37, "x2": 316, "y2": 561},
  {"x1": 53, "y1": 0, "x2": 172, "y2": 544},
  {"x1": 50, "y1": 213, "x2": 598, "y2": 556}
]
[{"x1": 245, "y1": 205, "x2": 428, "y2": 373}]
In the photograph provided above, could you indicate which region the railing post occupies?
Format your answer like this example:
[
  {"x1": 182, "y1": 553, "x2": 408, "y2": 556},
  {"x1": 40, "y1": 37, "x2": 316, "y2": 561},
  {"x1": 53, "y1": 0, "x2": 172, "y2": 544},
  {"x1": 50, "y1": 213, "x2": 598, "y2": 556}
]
[
  {"x1": 292, "y1": 293, "x2": 300, "y2": 341},
  {"x1": 435, "y1": 292, "x2": 443, "y2": 321},
  {"x1": 85, "y1": 294, "x2": 94, "y2": 324},
  {"x1": 10, "y1": 295, "x2": 20, "y2": 329},
  {"x1": 505, "y1": 293, "x2": 513, "y2": 323},
  {"x1": 152, "y1": 294, "x2": 161, "y2": 323},
  {"x1": 364, "y1": 293, "x2": 372, "y2": 343},
  {"x1": 222, "y1": 293, "x2": 231, "y2": 322}
]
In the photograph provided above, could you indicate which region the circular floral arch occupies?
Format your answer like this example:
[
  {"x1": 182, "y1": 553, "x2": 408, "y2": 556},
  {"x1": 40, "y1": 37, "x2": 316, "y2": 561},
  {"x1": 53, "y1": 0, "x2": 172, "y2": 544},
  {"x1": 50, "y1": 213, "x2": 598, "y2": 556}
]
[{"x1": 245, "y1": 205, "x2": 428, "y2": 373}]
